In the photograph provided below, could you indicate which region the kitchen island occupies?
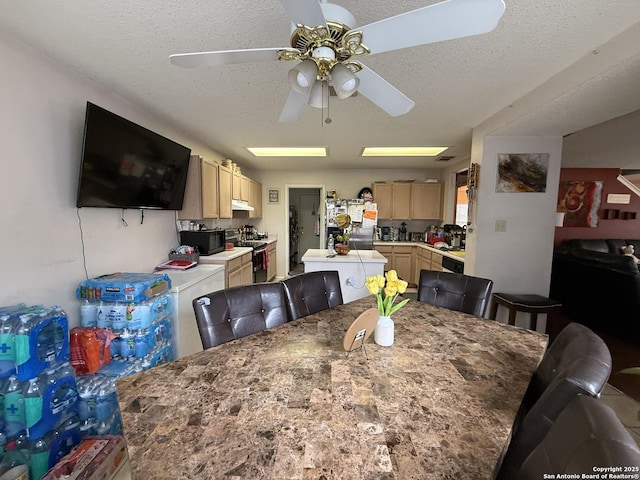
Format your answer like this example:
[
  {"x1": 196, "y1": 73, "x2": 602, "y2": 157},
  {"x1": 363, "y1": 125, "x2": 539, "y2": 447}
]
[
  {"x1": 115, "y1": 296, "x2": 548, "y2": 479},
  {"x1": 301, "y1": 248, "x2": 387, "y2": 303}
]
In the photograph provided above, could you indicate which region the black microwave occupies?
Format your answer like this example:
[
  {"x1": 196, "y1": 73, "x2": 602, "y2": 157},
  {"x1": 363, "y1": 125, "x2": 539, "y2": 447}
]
[{"x1": 179, "y1": 230, "x2": 225, "y2": 255}]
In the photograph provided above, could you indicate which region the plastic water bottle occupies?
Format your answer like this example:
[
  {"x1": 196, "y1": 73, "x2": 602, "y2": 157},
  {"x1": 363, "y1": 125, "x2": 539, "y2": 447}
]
[
  {"x1": 80, "y1": 300, "x2": 97, "y2": 328},
  {"x1": 0, "y1": 440, "x2": 29, "y2": 478},
  {"x1": 13, "y1": 315, "x2": 34, "y2": 379},
  {"x1": 3, "y1": 375, "x2": 25, "y2": 438},
  {"x1": 23, "y1": 376, "x2": 43, "y2": 433},
  {"x1": 135, "y1": 330, "x2": 149, "y2": 358},
  {"x1": 96, "y1": 302, "x2": 109, "y2": 329},
  {"x1": 328, "y1": 234, "x2": 335, "y2": 254},
  {"x1": 0, "y1": 313, "x2": 16, "y2": 378},
  {"x1": 29, "y1": 432, "x2": 51, "y2": 480}
]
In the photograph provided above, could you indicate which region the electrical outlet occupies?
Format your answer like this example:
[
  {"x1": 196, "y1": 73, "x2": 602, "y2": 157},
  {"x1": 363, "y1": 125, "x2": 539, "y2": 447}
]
[
  {"x1": 495, "y1": 219, "x2": 507, "y2": 232},
  {"x1": 346, "y1": 277, "x2": 356, "y2": 286}
]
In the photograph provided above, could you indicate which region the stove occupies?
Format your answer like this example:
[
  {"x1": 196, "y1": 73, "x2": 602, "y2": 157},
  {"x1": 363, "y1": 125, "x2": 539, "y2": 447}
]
[{"x1": 235, "y1": 240, "x2": 267, "y2": 250}]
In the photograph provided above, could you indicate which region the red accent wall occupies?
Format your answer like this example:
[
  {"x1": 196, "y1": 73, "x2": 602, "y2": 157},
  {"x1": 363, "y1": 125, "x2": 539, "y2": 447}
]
[{"x1": 554, "y1": 168, "x2": 640, "y2": 245}]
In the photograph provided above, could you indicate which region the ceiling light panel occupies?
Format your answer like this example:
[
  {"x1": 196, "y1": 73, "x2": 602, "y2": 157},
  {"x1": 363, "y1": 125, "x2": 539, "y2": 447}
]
[
  {"x1": 361, "y1": 146, "x2": 449, "y2": 157},
  {"x1": 247, "y1": 147, "x2": 327, "y2": 157}
]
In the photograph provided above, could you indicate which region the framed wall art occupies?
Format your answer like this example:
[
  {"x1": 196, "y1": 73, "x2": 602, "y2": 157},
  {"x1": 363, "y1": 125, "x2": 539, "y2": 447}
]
[
  {"x1": 495, "y1": 153, "x2": 549, "y2": 193},
  {"x1": 268, "y1": 188, "x2": 280, "y2": 204}
]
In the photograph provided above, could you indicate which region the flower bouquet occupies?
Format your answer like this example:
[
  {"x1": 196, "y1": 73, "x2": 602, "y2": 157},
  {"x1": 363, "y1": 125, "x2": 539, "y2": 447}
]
[{"x1": 365, "y1": 269, "x2": 410, "y2": 316}]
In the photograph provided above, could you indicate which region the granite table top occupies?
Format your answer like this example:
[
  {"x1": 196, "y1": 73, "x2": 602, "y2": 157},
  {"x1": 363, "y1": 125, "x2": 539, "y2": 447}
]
[{"x1": 116, "y1": 297, "x2": 548, "y2": 479}]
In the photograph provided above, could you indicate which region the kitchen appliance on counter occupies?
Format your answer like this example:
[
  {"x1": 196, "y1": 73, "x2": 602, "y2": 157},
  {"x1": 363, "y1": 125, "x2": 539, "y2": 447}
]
[
  {"x1": 179, "y1": 229, "x2": 225, "y2": 255},
  {"x1": 443, "y1": 224, "x2": 465, "y2": 249}
]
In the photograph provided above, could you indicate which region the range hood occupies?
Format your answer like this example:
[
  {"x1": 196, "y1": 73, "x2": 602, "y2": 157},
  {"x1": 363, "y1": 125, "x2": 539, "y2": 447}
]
[{"x1": 232, "y1": 199, "x2": 254, "y2": 211}]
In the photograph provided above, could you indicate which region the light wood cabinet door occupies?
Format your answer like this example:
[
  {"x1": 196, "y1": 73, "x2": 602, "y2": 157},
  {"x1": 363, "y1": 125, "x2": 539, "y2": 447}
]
[
  {"x1": 431, "y1": 252, "x2": 443, "y2": 272},
  {"x1": 240, "y1": 175, "x2": 250, "y2": 202},
  {"x1": 392, "y1": 183, "x2": 411, "y2": 219},
  {"x1": 218, "y1": 165, "x2": 232, "y2": 219},
  {"x1": 249, "y1": 179, "x2": 262, "y2": 219},
  {"x1": 373, "y1": 183, "x2": 392, "y2": 219},
  {"x1": 232, "y1": 171, "x2": 242, "y2": 200},
  {"x1": 394, "y1": 252, "x2": 413, "y2": 284},
  {"x1": 411, "y1": 183, "x2": 442, "y2": 220},
  {"x1": 201, "y1": 158, "x2": 219, "y2": 219},
  {"x1": 179, "y1": 155, "x2": 220, "y2": 219},
  {"x1": 267, "y1": 242, "x2": 277, "y2": 281},
  {"x1": 241, "y1": 262, "x2": 253, "y2": 285}
]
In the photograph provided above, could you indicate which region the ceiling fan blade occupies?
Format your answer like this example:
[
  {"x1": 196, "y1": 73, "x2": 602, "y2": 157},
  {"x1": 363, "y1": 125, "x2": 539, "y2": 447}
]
[
  {"x1": 355, "y1": 65, "x2": 415, "y2": 117},
  {"x1": 356, "y1": 0, "x2": 506, "y2": 55},
  {"x1": 279, "y1": 88, "x2": 311, "y2": 123},
  {"x1": 169, "y1": 47, "x2": 298, "y2": 68},
  {"x1": 279, "y1": 0, "x2": 326, "y2": 27}
]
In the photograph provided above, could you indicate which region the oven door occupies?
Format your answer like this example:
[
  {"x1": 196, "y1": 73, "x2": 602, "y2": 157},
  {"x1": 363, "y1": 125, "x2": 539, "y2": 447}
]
[{"x1": 253, "y1": 247, "x2": 268, "y2": 283}]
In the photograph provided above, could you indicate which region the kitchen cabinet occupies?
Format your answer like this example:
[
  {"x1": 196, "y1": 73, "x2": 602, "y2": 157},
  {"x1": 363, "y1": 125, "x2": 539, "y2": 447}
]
[
  {"x1": 232, "y1": 171, "x2": 242, "y2": 200},
  {"x1": 411, "y1": 183, "x2": 442, "y2": 220},
  {"x1": 179, "y1": 155, "x2": 219, "y2": 219},
  {"x1": 375, "y1": 245, "x2": 414, "y2": 284},
  {"x1": 431, "y1": 251, "x2": 443, "y2": 272},
  {"x1": 373, "y1": 182, "x2": 440, "y2": 220},
  {"x1": 249, "y1": 178, "x2": 262, "y2": 219},
  {"x1": 228, "y1": 252, "x2": 253, "y2": 287},
  {"x1": 267, "y1": 241, "x2": 277, "y2": 281},
  {"x1": 218, "y1": 164, "x2": 233, "y2": 219},
  {"x1": 416, "y1": 248, "x2": 432, "y2": 283}
]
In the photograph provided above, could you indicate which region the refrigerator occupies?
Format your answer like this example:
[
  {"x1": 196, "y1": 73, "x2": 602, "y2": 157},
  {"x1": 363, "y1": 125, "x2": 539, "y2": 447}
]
[{"x1": 326, "y1": 198, "x2": 377, "y2": 250}]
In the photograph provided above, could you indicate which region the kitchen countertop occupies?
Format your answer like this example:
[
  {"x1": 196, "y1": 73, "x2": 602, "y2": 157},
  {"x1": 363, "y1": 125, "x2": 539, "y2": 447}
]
[
  {"x1": 198, "y1": 246, "x2": 253, "y2": 262},
  {"x1": 373, "y1": 241, "x2": 466, "y2": 261},
  {"x1": 116, "y1": 297, "x2": 547, "y2": 479},
  {"x1": 301, "y1": 249, "x2": 388, "y2": 264}
]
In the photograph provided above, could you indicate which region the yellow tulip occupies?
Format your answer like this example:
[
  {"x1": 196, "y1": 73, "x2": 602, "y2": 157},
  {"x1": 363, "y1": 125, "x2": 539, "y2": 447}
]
[
  {"x1": 397, "y1": 280, "x2": 408, "y2": 294},
  {"x1": 386, "y1": 270, "x2": 398, "y2": 282}
]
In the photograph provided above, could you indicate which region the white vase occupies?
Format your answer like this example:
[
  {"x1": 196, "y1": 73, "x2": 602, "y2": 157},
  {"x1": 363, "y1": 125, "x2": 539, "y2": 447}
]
[{"x1": 374, "y1": 315, "x2": 394, "y2": 346}]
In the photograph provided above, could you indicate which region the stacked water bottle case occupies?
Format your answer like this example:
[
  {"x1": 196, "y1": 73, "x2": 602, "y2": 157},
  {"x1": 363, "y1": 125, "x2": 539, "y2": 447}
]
[{"x1": 0, "y1": 304, "x2": 81, "y2": 479}]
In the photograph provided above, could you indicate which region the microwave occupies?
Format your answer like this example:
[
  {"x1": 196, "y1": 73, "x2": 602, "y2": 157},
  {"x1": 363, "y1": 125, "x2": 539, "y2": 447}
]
[{"x1": 179, "y1": 230, "x2": 225, "y2": 255}]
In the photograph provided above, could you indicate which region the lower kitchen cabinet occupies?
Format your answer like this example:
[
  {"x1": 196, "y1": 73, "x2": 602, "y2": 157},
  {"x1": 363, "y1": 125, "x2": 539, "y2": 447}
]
[
  {"x1": 375, "y1": 245, "x2": 414, "y2": 284},
  {"x1": 267, "y1": 241, "x2": 277, "y2": 281},
  {"x1": 228, "y1": 252, "x2": 253, "y2": 287}
]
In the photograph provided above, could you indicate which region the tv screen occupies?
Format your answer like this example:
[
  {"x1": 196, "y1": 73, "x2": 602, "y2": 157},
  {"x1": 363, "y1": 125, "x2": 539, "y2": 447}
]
[{"x1": 76, "y1": 102, "x2": 191, "y2": 210}]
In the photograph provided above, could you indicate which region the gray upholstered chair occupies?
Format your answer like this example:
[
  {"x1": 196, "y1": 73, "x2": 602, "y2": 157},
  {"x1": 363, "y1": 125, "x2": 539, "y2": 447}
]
[
  {"x1": 416, "y1": 270, "x2": 494, "y2": 317},
  {"x1": 495, "y1": 322, "x2": 613, "y2": 479},
  {"x1": 282, "y1": 270, "x2": 343, "y2": 321},
  {"x1": 192, "y1": 283, "x2": 289, "y2": 349},
  {"x1": 516, "y1": 395, "x2": 640, "y2": 479}
]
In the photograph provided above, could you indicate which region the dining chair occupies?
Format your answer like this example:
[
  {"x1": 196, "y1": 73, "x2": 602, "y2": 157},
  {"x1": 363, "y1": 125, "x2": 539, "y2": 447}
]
[
  {"x1": 516, "y1": 395, "x2": 640, "y2": 479},
  {"x1": 282, "y1": 270, "x2": 343, "y2": 321},
  {"x1": 416, "y1": 270, "x2": 494, "y2": 317},
  {"x1": 192, "y1": 283, "x2": 289, "y2": 349},
  {"x1": 494, "y1": 322, "x2": 613, "y2": 479}
]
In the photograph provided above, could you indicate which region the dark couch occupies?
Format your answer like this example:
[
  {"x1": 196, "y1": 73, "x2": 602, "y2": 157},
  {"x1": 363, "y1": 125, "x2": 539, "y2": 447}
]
[{"x1": 550, "y1": 239, "x2": 640, "y2": 338}]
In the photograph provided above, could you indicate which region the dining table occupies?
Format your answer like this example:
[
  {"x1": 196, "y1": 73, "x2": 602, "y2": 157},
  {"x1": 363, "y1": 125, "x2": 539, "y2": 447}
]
[{"x1": 115, "y1": 296, "x2": 548, "y2": 479}]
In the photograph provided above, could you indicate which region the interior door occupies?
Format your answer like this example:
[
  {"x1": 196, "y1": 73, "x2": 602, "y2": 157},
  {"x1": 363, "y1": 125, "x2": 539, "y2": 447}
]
[{"x1": 298, "y1": 193, "x2": 321, "y2": 257}]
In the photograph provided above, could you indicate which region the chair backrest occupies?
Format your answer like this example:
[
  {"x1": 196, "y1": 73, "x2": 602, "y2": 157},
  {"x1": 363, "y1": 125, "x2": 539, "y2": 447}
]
[
  {"x1": 516, "y1": 395, "x2": 640, "y2": 480},
  {"x1": 495, "y1": 322, "x2": 613, "y2": 479},
  {"x1": 416, "y1": 270, "x2": 494, "y2": 316},
  {"x1": 282, "y1": 271, "x2": 343, "y2": 321},
  {"x1": 192, "y1": 282, "x2": 289, "y2": 349}
]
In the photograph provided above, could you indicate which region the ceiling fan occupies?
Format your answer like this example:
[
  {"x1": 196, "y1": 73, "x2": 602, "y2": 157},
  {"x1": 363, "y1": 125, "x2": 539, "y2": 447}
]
[{"x1": 169, "y1": 0, "x2": 506, "y2": 123}]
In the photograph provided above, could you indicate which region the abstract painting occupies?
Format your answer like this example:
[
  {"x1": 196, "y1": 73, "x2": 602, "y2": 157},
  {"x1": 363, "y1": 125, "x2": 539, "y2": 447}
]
[
  {"x1": 495, "y1": 153, "x2": 549, "y2": 193},
  {"x1": 557, "y1": 180, "x2": 603, "y2": 227}
]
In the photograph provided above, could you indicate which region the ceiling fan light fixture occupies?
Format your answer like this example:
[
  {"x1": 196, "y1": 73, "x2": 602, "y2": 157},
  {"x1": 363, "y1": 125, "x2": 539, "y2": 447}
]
[
  {"x1": 288, "y1": 59, "x2": 318, "y2": 94},
  {"x1": 330, "y1": 63, "x2": 360, "y2": 99},
  {"x1": 309, "y1": 81, "x2": 329, "y2": 109}
]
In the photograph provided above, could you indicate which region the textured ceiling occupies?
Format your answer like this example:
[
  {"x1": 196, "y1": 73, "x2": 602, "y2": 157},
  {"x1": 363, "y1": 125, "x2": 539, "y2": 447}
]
[{"x1": 1, "y1": 0, "x2": 640, "y2": 171}]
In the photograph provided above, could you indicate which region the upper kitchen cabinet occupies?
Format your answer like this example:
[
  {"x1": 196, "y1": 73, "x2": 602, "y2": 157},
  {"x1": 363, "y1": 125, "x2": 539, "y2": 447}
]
[
  {"x1": 410, "y1": 183, "x2": 442, "y2": 220},
  {"x1": 249, "y1": 178, "x2": 262, "y2": 219},
  {"x1": 179, "y1": 155, "x2": 219, "y2": 219},
  {"x1": 373, "y1": 182, "x2": 440, "y2": 220},
  {"x1": 218, "y1": 164, "x2": 232, "y2": 219}
]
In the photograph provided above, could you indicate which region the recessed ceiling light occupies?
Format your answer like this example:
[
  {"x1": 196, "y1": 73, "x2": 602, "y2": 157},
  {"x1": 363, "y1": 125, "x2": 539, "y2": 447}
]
[
  {"x1": 246, "y1": 147, "x2": 327, "y2": 157},
  {"x1": 361, "y1": 146, "x2": 449, "y2": 157}
]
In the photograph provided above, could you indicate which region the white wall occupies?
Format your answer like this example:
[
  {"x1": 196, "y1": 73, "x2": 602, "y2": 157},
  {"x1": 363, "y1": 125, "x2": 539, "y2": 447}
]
[
  {"x1": 562, "y1": 108, "x2": 640, "y2": 168},
  {"x1": 466, "y1": 136, "x2": 563, "y2": 322},
  {"x1": 0, "y1": 32, "x2": 223, "y2": 327}
]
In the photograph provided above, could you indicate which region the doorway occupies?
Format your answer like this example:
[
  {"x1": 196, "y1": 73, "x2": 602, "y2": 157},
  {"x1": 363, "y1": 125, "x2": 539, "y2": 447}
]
[
  {"x1": 287, "y1": 186, "x2": 323, "y2": 276},
  {"x1": 454, "y1": 170, "x2": 469, "y2": 227}
]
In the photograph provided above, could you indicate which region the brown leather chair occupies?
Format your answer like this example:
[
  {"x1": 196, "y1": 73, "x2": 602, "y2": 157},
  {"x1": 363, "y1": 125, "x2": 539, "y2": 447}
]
[
  {"x1": 416, "y1": 270, "x2": 494, "y2": 317},
  {"x1": 495, "y1": 322, "x2": 613, "y2": 479},
  {"x1": 192, "y1": 283, "x2": 289, "y2": 349},
  {"x1": 282, "y1": 271, "x2": 343, "y2": 321},
  {"x1": 516, "y1": 395, "x2": 640, "y2": 479}
]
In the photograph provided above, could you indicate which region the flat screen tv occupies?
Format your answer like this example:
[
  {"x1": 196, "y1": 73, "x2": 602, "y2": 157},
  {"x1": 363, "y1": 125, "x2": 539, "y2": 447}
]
[{"x1": 76, "y1": 102, "x2": 191, "y2": 210}]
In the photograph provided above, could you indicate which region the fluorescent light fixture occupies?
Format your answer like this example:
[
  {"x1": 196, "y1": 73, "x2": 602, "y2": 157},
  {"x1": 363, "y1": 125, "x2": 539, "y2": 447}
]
[
  {"x1": 361, "y1": 146, "x2": 449, "y2": 157},
  {"x1": 247, "y1": 147, "x2": 327, "y2": 157}
]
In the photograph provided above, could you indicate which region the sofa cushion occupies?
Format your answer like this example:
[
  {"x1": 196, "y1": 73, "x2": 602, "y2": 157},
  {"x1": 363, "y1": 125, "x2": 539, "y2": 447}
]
[{"x1": 562, "y1": 239, "x2": 610, "y2": 253}]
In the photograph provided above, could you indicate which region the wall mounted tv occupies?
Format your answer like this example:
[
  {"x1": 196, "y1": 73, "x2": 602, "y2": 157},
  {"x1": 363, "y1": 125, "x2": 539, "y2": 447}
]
[{"x1": 76, "y1": 102, "x2": 191, "y2": 210}]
